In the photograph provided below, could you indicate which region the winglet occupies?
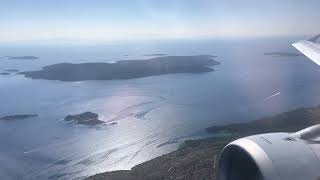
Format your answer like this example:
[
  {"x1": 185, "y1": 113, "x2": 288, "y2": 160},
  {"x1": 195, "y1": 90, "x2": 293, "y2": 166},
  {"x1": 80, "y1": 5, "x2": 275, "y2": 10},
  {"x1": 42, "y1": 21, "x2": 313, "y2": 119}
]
[{"x1": 308, "y1": 34, "x2": 320, "y2": 42}]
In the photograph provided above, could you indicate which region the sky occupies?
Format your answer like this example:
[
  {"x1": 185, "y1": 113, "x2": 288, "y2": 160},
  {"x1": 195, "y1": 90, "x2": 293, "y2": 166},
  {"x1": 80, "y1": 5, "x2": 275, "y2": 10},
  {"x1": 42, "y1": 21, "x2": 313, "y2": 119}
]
[{"x1": 1, "y1": 0, "x2": 320, "y2": 43}]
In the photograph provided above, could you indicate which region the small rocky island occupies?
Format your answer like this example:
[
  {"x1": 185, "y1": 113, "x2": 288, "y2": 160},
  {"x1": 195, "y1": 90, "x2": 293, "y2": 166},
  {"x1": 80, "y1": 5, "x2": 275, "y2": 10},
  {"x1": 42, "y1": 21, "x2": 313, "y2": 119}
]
[
  {"x1": 64, "y1": 112, "x2": 105, "y2": 126},
  {"x1": 0, "y1": 114, "x2": 38, "y2": 121},
  {"x1": 19, "y1": 55, "x2": 219, "y2": 81},
  {"x1": 7, "y1": 56, "x2": 39, "y2": 60}
]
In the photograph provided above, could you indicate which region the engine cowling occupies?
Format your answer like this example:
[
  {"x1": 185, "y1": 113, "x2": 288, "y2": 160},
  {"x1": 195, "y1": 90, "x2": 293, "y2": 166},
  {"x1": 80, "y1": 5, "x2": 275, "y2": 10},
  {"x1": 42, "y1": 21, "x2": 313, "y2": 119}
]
[{"x1": 218, "y1": 125, "x2": 320, "y2": 180}]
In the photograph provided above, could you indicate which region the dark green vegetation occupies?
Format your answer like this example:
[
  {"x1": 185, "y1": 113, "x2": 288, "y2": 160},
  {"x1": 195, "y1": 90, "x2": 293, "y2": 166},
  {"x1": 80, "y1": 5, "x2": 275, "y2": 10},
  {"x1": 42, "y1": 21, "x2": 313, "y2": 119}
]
[
  {"x1": 88, "y1": 138, "x2": 231, "y2": 180},
  {"x1": 87, "y1": 105, "x2": 320, "y2": 180},
  {"x1": 0, "y1": 114, "x2": 38, "y2": 121},
  {"x1": 65, "y1": 112, "x2": 105, "y2": 126},
  {"x1": 7, "y1": 56, "x2": 39, "y2": 60},
  {"x1": 264, "y1": 52, "x2": 302, "y2": 57},
  {"x1": 19, "y1": 55, "x2": 220, "y2": 81}
]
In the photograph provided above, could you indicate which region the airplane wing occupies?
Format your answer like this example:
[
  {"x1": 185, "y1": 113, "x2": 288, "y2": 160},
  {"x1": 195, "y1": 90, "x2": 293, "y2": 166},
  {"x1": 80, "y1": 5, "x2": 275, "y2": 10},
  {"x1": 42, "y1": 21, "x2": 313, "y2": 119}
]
[{"x1": 292, "y1": 35, "x2": 320, "y2": 66}]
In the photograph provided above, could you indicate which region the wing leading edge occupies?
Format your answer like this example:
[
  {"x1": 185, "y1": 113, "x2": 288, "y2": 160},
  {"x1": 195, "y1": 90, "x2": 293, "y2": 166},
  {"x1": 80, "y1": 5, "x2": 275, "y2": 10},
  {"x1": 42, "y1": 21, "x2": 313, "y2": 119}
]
[{"x1": 293, "y1": 34, "x2": 320, "y2": 66}]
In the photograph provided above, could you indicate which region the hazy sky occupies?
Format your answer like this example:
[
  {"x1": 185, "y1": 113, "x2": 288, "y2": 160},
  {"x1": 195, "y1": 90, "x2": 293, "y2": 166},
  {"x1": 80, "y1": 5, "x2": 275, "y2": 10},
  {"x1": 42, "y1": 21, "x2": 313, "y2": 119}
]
[{"x1": 1, "y1": 0, "x2": 320, "y2": 42}]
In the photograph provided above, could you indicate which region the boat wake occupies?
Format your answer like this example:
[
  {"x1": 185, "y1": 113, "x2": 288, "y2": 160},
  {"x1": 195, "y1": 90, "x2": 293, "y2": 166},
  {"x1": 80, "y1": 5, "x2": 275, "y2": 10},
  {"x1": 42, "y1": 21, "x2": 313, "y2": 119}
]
[{"x1": 264, "y1": 92, "x2": 280, "y2": 101}]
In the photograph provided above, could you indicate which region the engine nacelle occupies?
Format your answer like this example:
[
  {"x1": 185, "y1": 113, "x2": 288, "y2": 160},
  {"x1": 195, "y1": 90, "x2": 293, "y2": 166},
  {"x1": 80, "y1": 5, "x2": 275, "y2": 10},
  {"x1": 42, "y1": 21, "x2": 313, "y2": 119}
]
[{"x1": 218, "y1": 125, "x2": 320, "y2": 180}]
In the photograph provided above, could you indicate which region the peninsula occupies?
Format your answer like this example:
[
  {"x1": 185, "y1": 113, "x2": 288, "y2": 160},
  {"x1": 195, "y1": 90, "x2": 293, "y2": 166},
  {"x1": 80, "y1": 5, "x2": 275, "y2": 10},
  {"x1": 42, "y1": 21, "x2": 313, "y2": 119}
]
[{"x1": 19, "y1": 55, "x2": 219, "y2": 82}]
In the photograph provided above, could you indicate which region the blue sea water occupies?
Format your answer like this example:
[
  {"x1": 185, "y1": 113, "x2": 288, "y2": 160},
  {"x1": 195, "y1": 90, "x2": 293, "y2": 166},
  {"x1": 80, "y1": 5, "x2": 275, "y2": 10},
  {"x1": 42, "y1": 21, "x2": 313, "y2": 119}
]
[{"x1": 1, "y1": 37, "x2": 320, "y2": 179}]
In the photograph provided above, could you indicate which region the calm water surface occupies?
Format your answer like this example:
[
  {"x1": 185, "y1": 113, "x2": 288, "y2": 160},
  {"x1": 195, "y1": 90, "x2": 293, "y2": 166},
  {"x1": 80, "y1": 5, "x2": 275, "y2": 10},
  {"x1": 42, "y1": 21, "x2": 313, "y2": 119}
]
[{"x1": 1, "y1": 37, "x2": 320, "y2": 179}]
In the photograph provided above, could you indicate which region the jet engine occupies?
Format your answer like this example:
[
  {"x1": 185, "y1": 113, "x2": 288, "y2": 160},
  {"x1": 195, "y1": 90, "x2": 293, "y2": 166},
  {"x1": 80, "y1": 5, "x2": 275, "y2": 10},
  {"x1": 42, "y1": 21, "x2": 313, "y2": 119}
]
[{"x1": 218, "y1": 125, "x2": 320, "y2": 180}]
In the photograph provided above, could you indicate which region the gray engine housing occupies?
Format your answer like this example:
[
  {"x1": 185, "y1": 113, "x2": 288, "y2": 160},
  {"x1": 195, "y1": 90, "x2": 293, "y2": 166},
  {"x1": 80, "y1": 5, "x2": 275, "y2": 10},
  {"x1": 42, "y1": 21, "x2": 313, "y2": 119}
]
[{"x1": 218, "y1": 125, "x2": 320, "y2": 180}]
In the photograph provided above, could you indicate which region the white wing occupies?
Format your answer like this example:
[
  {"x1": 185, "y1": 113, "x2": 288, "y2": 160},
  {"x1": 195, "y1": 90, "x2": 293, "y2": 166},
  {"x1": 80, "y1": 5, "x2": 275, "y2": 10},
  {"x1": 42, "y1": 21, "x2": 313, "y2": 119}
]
[{"x1": 292, "y1": 35, "x2": 320, "y2": 66}]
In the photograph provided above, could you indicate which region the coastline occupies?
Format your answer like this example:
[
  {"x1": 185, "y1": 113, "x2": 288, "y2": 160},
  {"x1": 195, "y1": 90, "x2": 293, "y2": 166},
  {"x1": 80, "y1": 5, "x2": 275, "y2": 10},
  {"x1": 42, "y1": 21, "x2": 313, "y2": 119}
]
[{"x1": 87, "y1": 105, "x2": 320, "y2": 180}]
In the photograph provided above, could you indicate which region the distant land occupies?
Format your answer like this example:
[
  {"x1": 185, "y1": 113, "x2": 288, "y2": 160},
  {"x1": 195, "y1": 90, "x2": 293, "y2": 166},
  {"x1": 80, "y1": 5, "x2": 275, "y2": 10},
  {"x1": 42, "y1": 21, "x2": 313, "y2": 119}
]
[
  {"x1": 0, "y1": 72, "x2": 10, "y2": 75},
  {"x1": 87, "y1": 105, "x2": 320, "y2": 180},
  {"x1": 143, "y1": 53, "x2": 168, "y2": 56},
  {"x1": 1, "y1": 69, "x2": 20, "y2": 75},
  {"x1": 7, "y1": 56, "x2": 39, "y2": 60},
  {"x1": 20, "y1": 55, "x2": 220, "y2": 82},
  {"x1": 206, "y1": 105, "x2": 320, "y2": 135},
  {"x1": 0, "y1": 114, "x2": 38, "y2": 121},
  {"x1": 264, "y1": 52, "x2": 302, "y2": 57},
  {"x1": 4, "y1": 69, "x2": 19, "y2": 72},
  {"x1": 64, "y1": 112, "x2": 105, "y2": 126}
]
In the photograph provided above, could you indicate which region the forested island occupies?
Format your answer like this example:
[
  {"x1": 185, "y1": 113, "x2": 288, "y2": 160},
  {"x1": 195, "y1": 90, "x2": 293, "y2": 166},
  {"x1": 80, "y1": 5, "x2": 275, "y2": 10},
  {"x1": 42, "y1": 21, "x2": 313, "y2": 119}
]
[{"x1": 19, "y1": 55, "x2": 219, "y2": 81}]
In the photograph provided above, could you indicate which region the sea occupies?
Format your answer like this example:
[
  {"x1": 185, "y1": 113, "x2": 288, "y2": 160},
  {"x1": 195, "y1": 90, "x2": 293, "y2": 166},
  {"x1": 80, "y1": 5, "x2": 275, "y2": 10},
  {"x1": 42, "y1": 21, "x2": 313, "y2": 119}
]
[{"x1": 1, "y1": 37, "x2": 320, "y2": 179}]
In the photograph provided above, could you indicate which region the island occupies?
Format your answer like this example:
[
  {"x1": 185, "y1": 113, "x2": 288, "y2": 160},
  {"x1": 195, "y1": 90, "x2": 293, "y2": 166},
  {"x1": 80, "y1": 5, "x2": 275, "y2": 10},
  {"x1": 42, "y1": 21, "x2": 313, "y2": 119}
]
[
  {"x1": 64, "y1": 112, "x2": 105, "y2": 126},
  {"x1": 4, "y1": 69, "x2": 19, "y2": 72},
  {"x1": 264, "y1": 52, "x2": 302, "y2": 57},
  {"x1": 87, "y1": 105, "x2": 320, "y2": 180},
  {"x1": 0, "y1": 114, "x2": 38, "y2": 121},
  {"x1": 143, "y1": 53, "x2": 168, "y2": 56},
  {"x1": 0, "y1": 72, "x2": 10, "y2": 75},
  {"x1": 19, "y1": 55, "x2": 220, "y2": 82},
  {"x1": 7, "y1": 56, "x2": 39, "y2": 60}
]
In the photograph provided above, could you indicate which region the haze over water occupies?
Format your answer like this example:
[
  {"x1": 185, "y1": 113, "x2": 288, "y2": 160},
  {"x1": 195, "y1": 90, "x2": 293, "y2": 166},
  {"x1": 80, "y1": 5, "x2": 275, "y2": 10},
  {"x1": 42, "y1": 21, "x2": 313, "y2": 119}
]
[{"x1": 1, "y1": 37, "x2": 320, "y2": 179}]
